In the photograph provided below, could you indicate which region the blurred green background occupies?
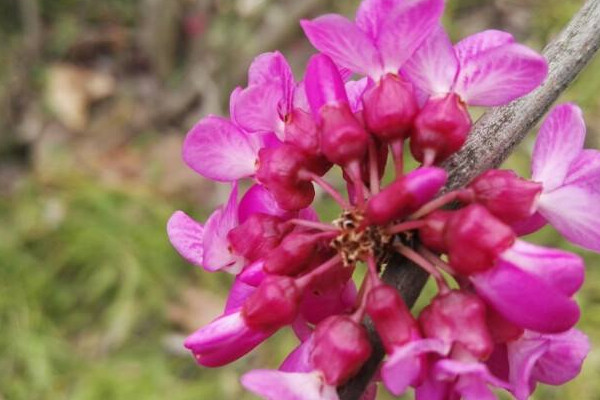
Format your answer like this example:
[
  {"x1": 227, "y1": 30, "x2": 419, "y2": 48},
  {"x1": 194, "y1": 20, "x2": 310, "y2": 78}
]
[{"x1": 1, "y1": 0, "x2": 599, "y2": 399}]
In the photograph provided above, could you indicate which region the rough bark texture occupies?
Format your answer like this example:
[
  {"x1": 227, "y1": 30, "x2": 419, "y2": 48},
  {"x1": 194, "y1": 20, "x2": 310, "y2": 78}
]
[{"x1": 338, "y1": 0, "x2": 600, "y2": 398}]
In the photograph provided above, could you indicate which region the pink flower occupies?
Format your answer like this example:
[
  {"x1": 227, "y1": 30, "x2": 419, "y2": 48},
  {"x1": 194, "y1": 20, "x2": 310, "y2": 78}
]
[{"x1": 525, "y1": 103, "x2": 600, "y2": 252}]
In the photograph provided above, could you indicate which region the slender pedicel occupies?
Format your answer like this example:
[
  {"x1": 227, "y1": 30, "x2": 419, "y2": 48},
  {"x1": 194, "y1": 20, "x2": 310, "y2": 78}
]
[
  {"x1": 394, "y1": 243, "x2": 449, "y2": 293},
  {"x1": 299, "y1": 169, "x2": 350, "y2": 209}
]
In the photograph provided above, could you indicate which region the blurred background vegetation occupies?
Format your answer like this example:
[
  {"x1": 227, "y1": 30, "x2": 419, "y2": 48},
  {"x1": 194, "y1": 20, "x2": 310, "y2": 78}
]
[{"x1": 0, "y1": 0, "x2": 599, "y2": 399}]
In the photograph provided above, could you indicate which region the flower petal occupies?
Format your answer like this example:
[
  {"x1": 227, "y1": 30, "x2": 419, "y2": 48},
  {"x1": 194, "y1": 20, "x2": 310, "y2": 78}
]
[
  {"x1": 529, "y1": 329, "x2": 590, "y2": 386},
  {"x1": 454, "y1": 30, "x2": 515, "y2": 65},
  {"x1": 242, "y1": 370, "x2": 339, "y2": 400},
  {"x1": 232, "y1": 82, "x2": 286, "y2": 137},
  {"x1": 375, "y1": 0, "x2": 444, "y2": 74},
  {"x1": 224, "y1": 277, "x2": 256, "y2": 314},
  {"x1": 506, "y1": 334, "x2": 548, "y2": 400},
  {"x1": 166, "y1": 211, "x2": 204, "y2": 266},
  {"x1": 538, "y1": 183, "x2": 600, "y2": 252},
  {"x1": 564, "y1": 149, "x2": 600, "y2": 187},
  {"x1": 510, "y1": 211, "x2": 547, "y2": 236},
  {"x1": 531, "y1": 103, "x2": 586, "y2": 190},
  {"x1": 471, "y1": 260, "x2": 580, "y2": 333},
  {"x1": 382, "y1": 338, "x2": 449, "y2": 396},
  {"x1": 301, "y1": 15, "x2": 382, "y2": 77},
  {"x1": 402, "y1": 25, "x2": 459, "y2": 96},
  {"x1": 238, "y1": 184, "x2": 290, "y2": 223},
  {"x1": 238, "y1": 260, "x2": 267, "y2": 286},
  {"x1": 454, "y1": 43, "x2": 547, "y2": 106},
  {"x1": 202, "y1": 184, "x2": 245, "y2": 273},
  {"x1": 345, "y1": 78, "x2": 370, "y2": 113},
  {"x1": 248, "y1": 51, "x2": 294, "y2": 88},
  {"x1": 184, "y1": 312, "x2": 272, "y2": 367},
  {"x1": 280, "y1": 337, "x2": 314, "y2": 373},
  {"x1": 502, "y1": 240, "x2": 584, "y2": 296},
  {"x1": 183, "y1": 116, "x2": 259, "y2": 182}
]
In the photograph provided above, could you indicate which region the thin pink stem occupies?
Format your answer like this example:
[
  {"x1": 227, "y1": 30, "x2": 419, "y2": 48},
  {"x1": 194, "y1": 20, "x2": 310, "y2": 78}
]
[
  {"x1": 409, "y1": 190, "x2": 465, "y2": 220},
  {"x1": 390, "y1": 139, "x2": 404, "y2": 177},
  {"x1": 386, "y1": 220, "x2": 426, "y2": 235},
  {"x1": 394, "y1": 243, "x2": 449, "y2": 294},
  {"x1": 351, "y1": 255, "x2": 380, "y2": 322},
  {"x1": 299, "y1": 170, "x2": 350, "y2": 209},
  {"x1": 368, "y1": 140, "x2": 381, "y2": 195},
  {"x1": 418, "y1": 245, "x2": 455, "y2": 275},
  {"x1": 296, "y1": 255, "x2": 343, "y2": 289},
  {"x1": 289, "y1": 218, "x2": 340, "y2": 232}
]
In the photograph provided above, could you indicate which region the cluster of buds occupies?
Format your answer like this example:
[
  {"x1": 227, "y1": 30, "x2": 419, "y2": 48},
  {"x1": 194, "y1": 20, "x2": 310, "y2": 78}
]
[{"x1": 167, "y1": 0, "x2": 597, "y2": 399}]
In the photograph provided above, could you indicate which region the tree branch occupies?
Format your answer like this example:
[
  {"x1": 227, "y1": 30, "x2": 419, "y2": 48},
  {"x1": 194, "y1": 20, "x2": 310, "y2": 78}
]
[{"x1": 338, "y1": 1, "x2": 600, "y2": 399}]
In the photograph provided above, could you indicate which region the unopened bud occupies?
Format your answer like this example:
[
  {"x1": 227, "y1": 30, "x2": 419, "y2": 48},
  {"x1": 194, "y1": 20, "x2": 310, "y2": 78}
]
[{"x1": 242, "y1": 276, "x2": 301, "y2": 330}]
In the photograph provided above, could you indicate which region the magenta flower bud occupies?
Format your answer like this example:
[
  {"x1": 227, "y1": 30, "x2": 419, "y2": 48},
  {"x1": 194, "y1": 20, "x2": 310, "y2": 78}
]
[
  {"x1": 256, "y1": 144, "x2": 316, "y2": 210},
  {"x1": 264, "y1": 232, "x2": 321, "y2": 276},
  {"x1": 362, "y1": 73, "x2": 419, "y2": 141},
  {"x1": 444, "y1": 204, "x2": 516, "y2": 275},
  {"x1": 366, "y1": 285, "x2": 417, "y2": 354},
  {"x1": 366, "y1": 167, "x2": 447, "y2": 225},
  {"x1": 468, "y1": 169, "x2": 542, "y2": 224},
  {"x1": 311, "y1": 316, "x2": 372, "y2": 385},
  {"x1": 227, "y1": 213, "x2": 291, "y2": 261},
  {"x1": 305, "y1": 54, "x2": 369, "y2": 165},
  {"x1": 410, "y1": 93, "x2": 472, "y2": 164},
  {"x1": 242, "y1": 276, "x2": 301, "y2": 330},
  {"x1": 418, "y1": 210, "x2": 452, "y2": 253},
  {"x1": 420, "y1": 291, "x2": 494, "y2": 360},
  {"x1": 486, "y1": 306, "x2": 524, "y2": 344}
]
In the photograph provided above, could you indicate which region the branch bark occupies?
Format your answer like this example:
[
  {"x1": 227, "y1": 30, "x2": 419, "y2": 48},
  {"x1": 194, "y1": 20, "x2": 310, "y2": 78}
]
[{"x1": 338, "y1": 0, "x2": 600, "y2": 399}]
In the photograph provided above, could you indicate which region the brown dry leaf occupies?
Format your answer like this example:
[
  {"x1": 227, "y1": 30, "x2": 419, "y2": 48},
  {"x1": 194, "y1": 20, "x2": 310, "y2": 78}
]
[{"x1": 45, "y1": 63, "x2": 116, "y2": 132}]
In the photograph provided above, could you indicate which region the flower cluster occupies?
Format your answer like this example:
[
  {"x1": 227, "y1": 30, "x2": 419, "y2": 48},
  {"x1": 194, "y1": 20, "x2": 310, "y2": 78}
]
[{"x1": 167, "y1": 0, "x2": 596, "y2": 399}]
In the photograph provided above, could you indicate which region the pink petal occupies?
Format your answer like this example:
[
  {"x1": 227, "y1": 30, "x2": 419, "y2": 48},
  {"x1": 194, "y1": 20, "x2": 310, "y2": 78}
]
[
  {"x1": 415, "y1": 375, "x2": 450, "y2": 400},
  {"x1": 238, "y1": 260, "x2": 267, "y2": 286},
  {"x1": 454, "y1": 30, "x2": 515, "y2": 65},
  {"x1": 184, "y1": 312, "x2": 272, "y2": 367},
  {"x1": 242, "y1": 370, "x2": 339, "y2": 400},
  {"x1": 300, "y1": 15, "x2": 382, "y2": 77},
  {"x1": 375, "y1": 0, "x2": 444, "y2": 74},
  {"x1": 538, "y1": 183, "x2": 600, "y2": 252},
  {"x1": 232, "y1": 82, "x2": 286, "y2": 137},
  {"x1": 564, "y1": 149, "x2": 600, "y2": 187},
  {"x1": 300, "y1": 281, "x2": 357, "y2": 325},
  {"x1": 532, "y1": 103, "x2": 586, "y2": 191},
  {"x1": 183, "y1": 116, "x2": 259, "y2": 182},
  {"x1": 454, "y1": 43, "x2": 547, "y2": 106},
  {"x1": 224, "y1": 277, "x2": 256, "y2": 314},
  {"x1": 454, "y1": 374, "x2": 498, "y2": 400},
  {"x1": 280, "y1": 337, "x2": 314, "y2": 373},
  {"x1": 345, "y1": 78, "x2": 370, "y2": 113},
  {"x1": 382, "y1": 339, "x2": 449, "y2": 396},
  {"x1": 248, "y1": 51, "x2": 294, "y2": 88},
  {"x1": 238, "y1": 184, "x2": 290, "y2": 223},
  {"x1": 506, "y1": 334, "x2": 548, "y2": 400},
  {"x1": 529, "y1": 329, "x2": 590, "y2": 386},
  {"x1": 433, "y1": 360, "x2": 510, "y2": 390},
  {"x1": 502, "y1": 240, "x2": 584, "y2": 296},
  {"x1": 471, "y1": 260, "x2": 580, "y2": 333},
  {"x1": 202, "y1": 184, "x2": 245, "y2": 273},
  {"x1": 402, "y1": 25, "x2": 459, "y2": 96},
  {"x1": 166, "y1": 211, "x2": 204, "y2": 266},
  {"x1": 355, "y1": 0, "x2": 396, "y2": 40}
]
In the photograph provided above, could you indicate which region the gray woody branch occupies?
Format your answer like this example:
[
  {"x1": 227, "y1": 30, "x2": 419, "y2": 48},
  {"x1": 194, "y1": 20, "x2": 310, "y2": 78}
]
[{"x1": 338, "y1": 0, "x2": 600, "y2": 399}]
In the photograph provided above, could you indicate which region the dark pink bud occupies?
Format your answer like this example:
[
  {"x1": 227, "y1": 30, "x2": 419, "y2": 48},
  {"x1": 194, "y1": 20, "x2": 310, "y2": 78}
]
[
  {"x1": 419, "y1": 290, "x2": 493, "y2": 360},
  {"x1": 256, "y1": 144, "x2": 316, "y2": 211},
  {"x1": 468, "y1": 170, "x2": 542, "y2": 224},
  {"x1": 410, "y1": 94, "x2": 471, "y2": 164},
  {"x1": 320, "y1": 103, "x2": 369, "y2": 165},
  {"x1": 311, "y1": 316, "x2": 372, "y2": 385},
  {"x1": 366, "y1": 167, "x2": 447, "y2": 225},
  {"x1": 227, "y1": 213, "x2": 291, "y2": 261},
  {"x1": 366, "y1": 285, "x2": 417, "y2": 353},
  {"x1": 362, "y1": 73, "x2": 419, "y2": 141},
  {"x1": 264, "y1": 232, "x2": 320, "y2": 276},
  {"x1": 444, "y1": 204, "x2": 515, "y2": 275},
  {"x1": 242, "y1": 276, "x2": 301, "y2": 330},
  {"x1": 304, "y1": 54, "x2": 368, "y2": 165},
  {"x1": 418, "y1": 210, "x2": 452, "y2": 253}
]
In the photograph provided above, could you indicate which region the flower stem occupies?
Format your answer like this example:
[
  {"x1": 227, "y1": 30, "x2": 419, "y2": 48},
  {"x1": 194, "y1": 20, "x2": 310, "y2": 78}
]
[
  {"x1": 390, "y1": 139, "x2": 404, "y2": 177},
  {"x1": 386, "y1": 220, "x2": 426, "y2": 235},
  {"x1": 394, "y1": 243, "x2": 449, "y2": 294},
  {"x1": 409, "y1": 190, "x2": 465, "y2": 220},
  {"x1": 296, "y1": 255, "x2": 343, "y2": 289},
  {"x1": 299, "y1": 170, "x2": 350, "y2": 209},
  {"x1": 289, "y1": 218, "x2": 340, "y2": 232},
  {"x1": 368, "y1": 139, "x2": 381, "y2": 195}
]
